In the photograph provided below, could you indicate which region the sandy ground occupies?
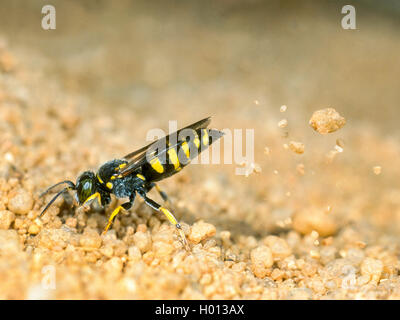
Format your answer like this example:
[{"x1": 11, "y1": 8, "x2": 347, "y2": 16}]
[{"x1": 0, "y1": 0, "x2": 400, "y2": 299}]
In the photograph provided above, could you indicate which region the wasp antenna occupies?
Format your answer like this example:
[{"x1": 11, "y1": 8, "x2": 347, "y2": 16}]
[
  {"x1": 39, "y1": 180, "x2": 75, "y2": 198},
  {"x1": 39, "y1": 187, "x2": 70, "y2": 218}
]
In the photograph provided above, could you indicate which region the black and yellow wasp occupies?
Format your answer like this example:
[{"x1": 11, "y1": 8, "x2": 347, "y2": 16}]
[{"x1": 40, "y1": 117, "x2": 224, "y2": 245}]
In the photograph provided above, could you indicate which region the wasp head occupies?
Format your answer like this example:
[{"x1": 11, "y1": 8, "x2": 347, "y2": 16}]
[{"x1": 75, "y1": 171, "x2": 97, "y2": 204}]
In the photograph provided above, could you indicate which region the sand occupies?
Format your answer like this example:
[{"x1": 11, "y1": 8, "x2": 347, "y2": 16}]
[{"x1": 0, "y1": 0, "x2": 400, "y2": 300}]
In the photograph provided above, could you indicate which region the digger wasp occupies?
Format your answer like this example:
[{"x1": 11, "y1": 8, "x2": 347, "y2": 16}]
[{"x1": 40, "y1": 117, "x2": 224, "y2": 246}]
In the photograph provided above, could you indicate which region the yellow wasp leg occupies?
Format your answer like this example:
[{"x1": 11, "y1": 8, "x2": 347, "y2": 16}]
[
  {"x1": 102, "y1": 205, "x2": 123, "y2": 236},
  {"x1": 83, "y1": 192, "x2": 101, "y2": 206},
  {"x1": 160, "y1": 207, "x2": 188, "y2": 248},
  {"x1": 154, "y1": 183, "x2": 169, "y2": 202},
  {"x1": 140, "y1": 192, "x2": 187, "y2": 249},
  {"x1": 146, "y1": 182, "x2": 169, "y2": 202},
  {"x1": 101, "y1": 198, "x2": 133, "y2": 235}
]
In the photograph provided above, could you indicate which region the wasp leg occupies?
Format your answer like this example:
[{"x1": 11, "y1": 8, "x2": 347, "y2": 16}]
[
  {"x1": 146, "y1": 182, "x2": 169, "y2": 202},
  {"x1": 139, "y1": 192, "x2": 188, "y2": 249},
  {"x1": 102, "y1": 195, "x2": 135, "y2": 236},
  {"x1": 83, "y1": 192, "x2": 102, "y2": 206}
]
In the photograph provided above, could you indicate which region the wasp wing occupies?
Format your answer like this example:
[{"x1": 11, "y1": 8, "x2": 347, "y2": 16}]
[{"x1": 117, "y1": 117, "x2": 212, "y2": 178}]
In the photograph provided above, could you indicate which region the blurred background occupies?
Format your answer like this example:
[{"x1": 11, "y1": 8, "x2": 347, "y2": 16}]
[{"x1": 1, "y1": 0, "x2": 399, "y2": 131}]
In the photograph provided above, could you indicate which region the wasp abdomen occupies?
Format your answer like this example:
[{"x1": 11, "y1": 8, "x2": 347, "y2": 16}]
[{"x1": 142, "y1": 128, "x2": 224, "y2": 182}]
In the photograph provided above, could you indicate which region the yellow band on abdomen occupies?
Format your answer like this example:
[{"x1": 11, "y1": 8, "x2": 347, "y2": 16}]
[
  {"x1": 167, "y1": 147, "x2": 180, "y2": 170},
  {"x1": 181, "y1": 141, "x2": 190, "y2": 159},
  {"x1": 202, "y1": 129, "x2": 209, "y2": 146},
  {"x1": 150, "y1": 157, "x2": 164, "y2": 173}
]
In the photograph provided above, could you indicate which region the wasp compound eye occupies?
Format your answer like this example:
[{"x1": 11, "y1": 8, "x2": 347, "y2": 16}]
[{"x1": 76, "y1": 171, "x2": 96, "y2": 204}]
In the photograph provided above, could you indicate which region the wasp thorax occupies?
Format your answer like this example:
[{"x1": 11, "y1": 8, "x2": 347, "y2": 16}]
[{"x1": 76, "y1": 171, "x2": 96, "y2": 204}]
